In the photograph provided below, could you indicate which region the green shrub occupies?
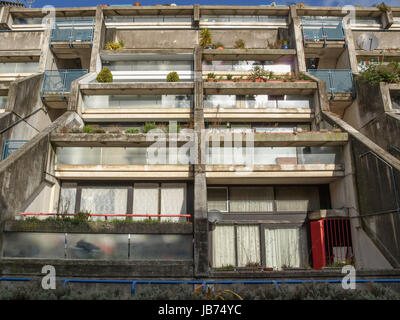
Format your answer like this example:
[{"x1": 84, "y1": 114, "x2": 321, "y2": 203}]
[
  {"x1": 125, "y1": 128, "x2": 140, "y2": 134},
  {"x1": 83, "y1": 125, "x2": 94, "y2": 133},
  {"x1": 207, "y1": 73, "x2": 216, "y2": 79},
  {"x1": 96, "y1": 67, "x2": 113, "y2": 83},
  {"x1": 214, "y1": 42, "x2": 224, "y2": 48},
  {"x1": 226, "y1": 74, "x2": 233, "y2": 80},
  {"x1": 105, "y1": 40, "x2": 124, "y2": 50},
  {"x1": 75, "y1": 210, "x2": 91, "y2": 221},
  {"x1": 234, "y1": 39, "x2": 245, "y2": 49},
  {"x1": 357, "y1": 62, "x2": 400, "y2": 86},
  {"x1": 166, "y1": 71, "x2": 179, "y2": 82},
  {"x1": 199, "y1": 28, "x2": 212, "y2": 48},
  {"x1": 248, "y1": 66, "x2": 275, "y2": 82},
  {"x1": 377, "y1": 2, "x2": 390, "y2": 12},
  {"x1": 143, "y1": 122, "x2": 158, "y2": 133}
]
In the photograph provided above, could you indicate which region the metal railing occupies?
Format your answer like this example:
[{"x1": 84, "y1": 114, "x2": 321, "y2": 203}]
[
  {"x1": 41, "y1": 69, "x2": 88, "y2": 100},
  {"x1": 307, "y1": 69, "x2": 355, "y2": 98},
  {"x1": 50, "y1": 19, "x2": 95, "y2": 46},
  {"x1": 20, "y1": 212, "x2": 192, "y2": 222},
  {"x1": 302, "y1": 18, "x2": 345, "y2": 42},
  {"x1": 2, "y1": 277, "x2": 400, "y2": 295},
  {"x1": 1, "y1": 140, "x2": 28, "y2": 161}
]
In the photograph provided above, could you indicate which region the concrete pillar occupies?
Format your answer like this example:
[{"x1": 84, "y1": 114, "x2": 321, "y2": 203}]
[
  {"x1": 193, "y1": 4, "x2": 200, "y2": 28},
  {"x1": 343, "y1": 27, "x2": 359, "y2": 75},
  {"x1": 90, "y1": 5, "x2": 105, "y2": 73},
  {"x1": 289, "y1": 5, "x2": 306, "y2": 74},
  {"x1": 381, "y1": 9, "x2": 393, "y2": 29},
  {"x1": 0, "y1": 6, "x2": 11, "y2": 30},
  {"x1": 193, "y1": 45, "x2": 208, "y2": 277}
]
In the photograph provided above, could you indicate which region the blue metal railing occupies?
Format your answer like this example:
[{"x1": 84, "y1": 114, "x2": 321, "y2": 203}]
[
  {"x1": 302, "y1": 18, "x2": 345, "y2": 42},
  {"x1": 50, "y1": 19, "x2": 95, "y2": 46},
  {"x1": 41, "y1": 69, "x2": 88, "y2": 100},
  {"x1": 1, "y1": 277, "x2": 400, "y2": 295},
  {"x1": 307, "y1": 69, "x2": 355, "y2": 98},
  {"x1": 1, "y1": 140, "x2": 28, "y2": 161}
]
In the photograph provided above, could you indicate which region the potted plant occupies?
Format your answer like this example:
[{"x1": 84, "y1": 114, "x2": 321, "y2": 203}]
[
  {"x1": 96, "y1": 67, "x2": 113, "y2": 83},
  {"x1": 200, "y1": 29, "x2": 213, "y2": 49},
  {"x1": 214, "y1": 42, "x2": 224, "y2": 50},
  {"x1": 105, "y1": 40, "x2": 124, "y2": 50},
  {"x1": 206, "y1": 73, "x2": 216, "y2": 82},
  {"x1": 166, "y1": 71, "x2": 180, "y2": 82},
  {"x1": 234, "y1": 39, "x2": 245, "y2": 49},
  {"x1": 134, "y1": 1, "x2": 141, "y2": 6},
  {"x1": 281, "y1": 39, "x2": 289, "y2": 49}
]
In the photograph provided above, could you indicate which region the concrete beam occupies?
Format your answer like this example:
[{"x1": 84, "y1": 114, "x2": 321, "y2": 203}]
[
  {"x1": 50, "y1": 132, "x2": 193, "y2": 147},
  {"x1": 381, "y1": 9, "x2": 394, "y2": 29},
  {"x1": 80, "y1": 82, "x2": 195, "y2": 95},
  {"x1": 0, "y1": 6, "x2": 11, "y2": 30},
  {"x1": 4, "y1": 220, "x2": 192, "y2": 234},
  {"x1": 203, "y1": 81, "x2": 317, "y2": 95},
  {"x1": 308, "y1": 209, "x2": 349, "y2": 220},
  {"x1": 202, "y1": 49, "x2": 296, "y2": 61}
]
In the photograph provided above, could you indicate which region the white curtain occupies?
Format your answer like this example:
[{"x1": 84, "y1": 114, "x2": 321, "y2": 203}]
[
  {"x1": 59, "y1": 185, "x2": 77, "y2": 214},
  {"x1": 160, "y1": 183, "x2": 186, "y2": 222},
  {"x1": 80, "y1": 187, "x2": 128, "y2": 221},
  {"x1": 275, "y1": 186, "x2": 320, "y2": 212},
  {"x1": 212, "y1": 225, "x2": 235, "y2": 268},
  {"x1": 229, "y1": 187, "x2": 274, "y2": 212},
  {"x1": 133, "y1": 183, "x2": 159, "y2": 221},
  {"x1": 207, "y1": 188, "x2": 228, "y2": 212},
  {"x1": 265, "y1": 228, "x2": 304, "y2": 269},
  {"x1": 237, "y1": 225, "x2": 261, "y2": 267}
]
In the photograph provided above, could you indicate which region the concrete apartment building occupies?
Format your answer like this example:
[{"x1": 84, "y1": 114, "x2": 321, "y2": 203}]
[{"x1": 0, "y1": 3, "x2": 399, "y2": 283}]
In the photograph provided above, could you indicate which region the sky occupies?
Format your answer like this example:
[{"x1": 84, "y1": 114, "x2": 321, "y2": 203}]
[{"x1": 21, "y1": 0, "x2": 400, "y2": 9}]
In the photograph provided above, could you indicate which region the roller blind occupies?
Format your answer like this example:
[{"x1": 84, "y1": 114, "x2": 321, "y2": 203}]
[
  {"x1": 212, "y1": 225, "x2": 235, "y2": 268},
  {"x1": 275, "y1": 186, "x2": 320, "y2": 212},
  {"x1": 160, "y1": 183, "x2": 186, "y2": 222},
  {"x1": 133, "y1": 183, "x2": 159, "y2": 221},
  {"x1": 207, "y1": 188, "x2": 228, "y2": 212},
  {"x1": 229, "y1": 187, "x2": 274, "y2": 212}
]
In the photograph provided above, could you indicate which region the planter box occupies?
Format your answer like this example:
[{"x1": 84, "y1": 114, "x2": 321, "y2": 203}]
[{"x1": 276, "y1": 157, "x2": 298, "y2": 165}]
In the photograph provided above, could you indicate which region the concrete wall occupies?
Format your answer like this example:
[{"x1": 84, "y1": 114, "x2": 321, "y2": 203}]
[
  {"x1": 0, "y1": 112, "x2": 82, "y2": 222},
  {"x1": 0, "y1": 31, "x2": 44, "y2": 51},
  {"x1": 209, "y1": 29, "x2": 288, "y2": 49},
  {"x1": 343, "y1": 81, "x2": 400, "y2": 152},
  {"x1": 353, "y1": 31, "x2": 400, "y2": 50},
  {"x1": 106, "y1": 29, "x2": 198, "y2": 49}
]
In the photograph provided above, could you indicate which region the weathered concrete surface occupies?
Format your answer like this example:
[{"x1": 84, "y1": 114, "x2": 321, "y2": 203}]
[
  {"x1": 353, "y1": 30, "x2": 400, "y2": 50},
  {"x1": 209, "y1": 29, "x2": 288, "y2": 49},
  {"x1": 89, "y1": 5, "x2": 106, "y2": 73},
  {"x1": 107, "y1": 29, "x2": 198, "y2": 49},
  {"x1": 0, "y1": 31, "x2": 44, "y2": 51},
  {"x1": 0, "y1": 112, "x2": 82, "y2": 222},
  {"x1": 0, "y1": 259, "x2": 193, "y2": 278},
  {"x1": 343, "y1": 81, "x2": 400, "y2": 153},
  {"x1": 202, "y1": 48, "x2": 296, "y2": 61},
  {"x1": 4, "y1": 220, "x2": 193, "y2": 234},
  {"x1": 50, "y1": 132, "x2": 192, "y2": 147}
]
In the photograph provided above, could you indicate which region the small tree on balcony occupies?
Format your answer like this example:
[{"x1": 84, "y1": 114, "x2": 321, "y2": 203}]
[
  {"x1": 96, "y1": 67, "x2": 113, "y2": 83},
  {"x1": 199, "y1": 29, "x2": 212, "y2": 48}
]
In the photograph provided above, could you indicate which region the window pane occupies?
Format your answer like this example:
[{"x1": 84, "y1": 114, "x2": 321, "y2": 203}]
[
  {"x1": 229, "y1": 187, "x2": 274, "y2": 212},
  {"x1": 160, "y1": 183, "x2": 186, "y2": 222},
  {"x1": 237, "y1": 225, "x2": 261, "y2": 267},
  {"x1": 133, "y1": 183, "x2": 159, "y2": 220},
  {"x1": 275, "y1": 186, "x2": 320, "y2": 212},
  {"x1": 59, "y1": 184, "x2": 77, "y2": 214},
  {"x1": 212, "y1": 225, "x2": 235, "y2": 268},
  {"x1": 207, "y1": 188, "x2": 227, "y2": 212},
  {"x1": 80, "y1": 187, "x2": 128, "y2": 220},
  {"x1": 265, "y1": 228, "x2": 308, "y2": 269}
]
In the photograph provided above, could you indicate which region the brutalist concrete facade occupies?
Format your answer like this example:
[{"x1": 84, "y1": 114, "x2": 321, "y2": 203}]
[{"x1": 0, "y1": 4, "x2": 400, "y2": 281}]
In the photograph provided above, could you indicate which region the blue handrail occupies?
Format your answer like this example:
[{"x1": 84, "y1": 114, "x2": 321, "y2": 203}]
[
  {"x1": 1, "y1": 140, "x2": 28, "y2": 161},
  {"x1": 41, "y1": 69, "x2": 88, "y2": 100},
  {"x1": 307, "y1": 69, "x2": 355, "y2": 98},
  {"x1": 2, "y1": 277, "x2": 400, "y2": 295},
  {"x1": 50, "y1": 19, "x2": 95, "y2": 47},
  {"x1": 302, "y1": 18, "x2": 345, "y2": 42}
]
